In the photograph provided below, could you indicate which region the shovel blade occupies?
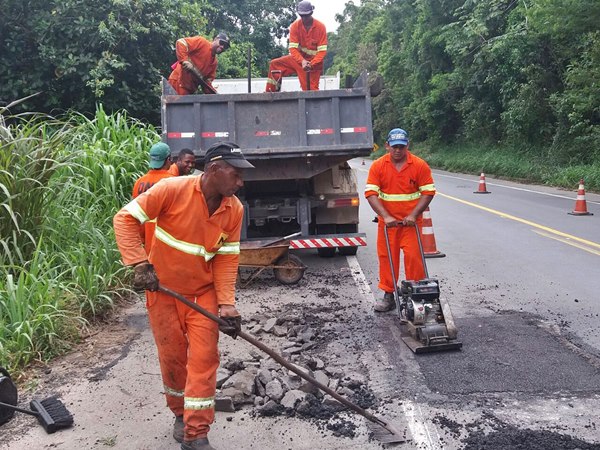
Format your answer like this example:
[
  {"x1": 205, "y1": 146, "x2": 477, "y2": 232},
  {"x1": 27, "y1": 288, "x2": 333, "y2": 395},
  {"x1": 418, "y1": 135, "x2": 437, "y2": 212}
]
[{"x1": 366, "y1": 416, "x2": 410, "y2": 445}]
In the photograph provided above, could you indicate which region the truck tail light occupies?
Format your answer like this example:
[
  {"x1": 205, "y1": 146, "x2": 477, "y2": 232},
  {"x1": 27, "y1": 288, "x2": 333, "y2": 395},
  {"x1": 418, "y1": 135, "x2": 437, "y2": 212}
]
[{"x1": 327, "y1": 197, "x2": 359, "y2": 208}]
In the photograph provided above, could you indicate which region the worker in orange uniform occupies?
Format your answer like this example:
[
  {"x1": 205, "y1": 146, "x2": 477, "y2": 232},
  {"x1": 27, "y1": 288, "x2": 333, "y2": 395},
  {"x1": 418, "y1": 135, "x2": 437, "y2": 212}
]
[
  {"x1": 265, "y1": 1, "x2": 327, "y2": 92},
  {"x1": 113, "y1": 141, "x2": 254, "y2": 450},
  {"x1": 169, "y1": 148, "x2": 196, "y2": 176},
  {"x1": 168, "y1": 32, "x2": 230, "y2": 95},
  {"x1": 132, "y1": 142, "x2": 174, "y2": 253},
  {"x1": 365, "y1": 128, "x2": 436, "y2": 312}
]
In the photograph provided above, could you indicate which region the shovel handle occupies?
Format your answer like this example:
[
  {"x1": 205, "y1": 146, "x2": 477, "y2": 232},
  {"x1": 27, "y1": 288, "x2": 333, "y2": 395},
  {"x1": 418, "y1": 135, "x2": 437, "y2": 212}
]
[{"x1": 157, "y1": 284, "x2": 390, "y2": 429}]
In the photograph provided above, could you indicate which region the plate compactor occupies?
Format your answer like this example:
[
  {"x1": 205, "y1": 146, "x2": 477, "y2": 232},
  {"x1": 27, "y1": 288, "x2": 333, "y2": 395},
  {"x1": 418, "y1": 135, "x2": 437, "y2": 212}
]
[{"x1": 384, "y1": 224, "x2": 462, "y2": 353}]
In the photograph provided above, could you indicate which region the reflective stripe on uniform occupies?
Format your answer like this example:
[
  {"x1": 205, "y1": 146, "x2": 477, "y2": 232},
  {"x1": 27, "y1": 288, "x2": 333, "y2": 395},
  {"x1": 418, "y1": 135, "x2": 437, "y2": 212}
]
[
  {"x1": 317, "y1": 45, "x2": 327, "y2": 52},
  {"x1": 164, "y1": 385, "x2": 184, "y2": 397},
  {"x1": 365, "y1": 184, "x2": 380, "y2": 193},
  {"x1": 177, "y1": 38, "x2": 189, "y2": 50},
  {"x1": 289, "y1": 42, "x2": 299, "y2": 49},
  {"x1": 155, "y1": 226, "x2": 217, "y2": 261},
  {"x1": 124, "y1": 200, "x2": 150, "y2": 224},
  {"x1": 184, "y1": 396, "x2": 215, "y2": 410},
  {"x1": 216, "y1": 242, "x2": 240, "y2": 255},
  {"x1": 419, "y1": 183, "x2": 436, "y2": 192},
  {"x1": 379, "y1": 191, "x2": 422, "y2": 201},
  {"x1": 299, "y1": 46, "x2": 317, "y2": 55}
]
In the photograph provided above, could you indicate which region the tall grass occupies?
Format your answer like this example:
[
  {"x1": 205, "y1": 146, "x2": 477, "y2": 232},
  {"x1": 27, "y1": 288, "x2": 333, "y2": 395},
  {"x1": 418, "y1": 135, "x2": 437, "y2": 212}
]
[{"x1": 0, "y1": 106, "x2": 157, "y2": 374}]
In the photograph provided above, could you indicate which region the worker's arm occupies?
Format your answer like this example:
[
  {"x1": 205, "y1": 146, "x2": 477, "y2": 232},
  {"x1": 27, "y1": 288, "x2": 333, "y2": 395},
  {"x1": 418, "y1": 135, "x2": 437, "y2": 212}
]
[
  {"x1": 367, "y1": 195, "x2": 399, "y2": 226},
  {"x1": 308, "y1": 22, "x2": 328, "y2": 67},
  {"x1": 365, "y1": 162, "x2": 399, "y2": 225},
  {"x1": 288, "y1": 21, "x2": 306, "y2": 66},
  {"x1": 404, "y1": 162, "x2": 436, "y2": 225},
  {"x1": 211, "y1": 206, "x2": 243, "y2": 309}
]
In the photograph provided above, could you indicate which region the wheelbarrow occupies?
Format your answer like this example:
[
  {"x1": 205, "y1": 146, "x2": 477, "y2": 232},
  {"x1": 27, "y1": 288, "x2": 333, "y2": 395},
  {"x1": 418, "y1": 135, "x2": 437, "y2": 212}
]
[{"x1": 238, "y1": 232, "x2": 306, "y2": 287}]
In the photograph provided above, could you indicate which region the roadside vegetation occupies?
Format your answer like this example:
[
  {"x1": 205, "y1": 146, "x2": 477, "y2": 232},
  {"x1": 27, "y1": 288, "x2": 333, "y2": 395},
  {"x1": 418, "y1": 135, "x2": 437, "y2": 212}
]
[{"x1": 0, "y1": 107, "x2": 156, "y2": 375}]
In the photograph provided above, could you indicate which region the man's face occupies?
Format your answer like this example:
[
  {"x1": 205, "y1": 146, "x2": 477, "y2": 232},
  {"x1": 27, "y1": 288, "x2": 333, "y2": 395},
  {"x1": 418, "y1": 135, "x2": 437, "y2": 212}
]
[
  {"x1": 215, "y1": 162, "x2": 244, "y2": 197},
  {"x1": 177, "y1": 154, "x2": 196, "y2": 175},
  {"x1": 386, "y1": 142, "x2": 408, "y2": 163},
  {"x1": 213, "y1": 39, "x2": 228, "y2": 55}
]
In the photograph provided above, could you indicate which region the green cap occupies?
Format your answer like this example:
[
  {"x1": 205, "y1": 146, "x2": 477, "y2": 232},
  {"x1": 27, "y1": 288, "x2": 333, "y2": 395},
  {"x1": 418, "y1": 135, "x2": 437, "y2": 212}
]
[{"x1": 149, "y1": 142, "x2": 171, "y2": 169}]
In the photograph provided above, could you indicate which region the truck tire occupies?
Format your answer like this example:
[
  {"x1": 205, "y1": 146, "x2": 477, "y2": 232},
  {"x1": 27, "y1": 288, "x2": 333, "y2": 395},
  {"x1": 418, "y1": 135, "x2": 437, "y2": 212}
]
[
  {"x1": 317, "y1": 248, "x2": 336, "y2": 258},
  {"x1": 338, "y1": 246, "x2": 358, "y2": 256},
  {"x1": 273, "y1": 254, "x2": 305, "y2": 285}
]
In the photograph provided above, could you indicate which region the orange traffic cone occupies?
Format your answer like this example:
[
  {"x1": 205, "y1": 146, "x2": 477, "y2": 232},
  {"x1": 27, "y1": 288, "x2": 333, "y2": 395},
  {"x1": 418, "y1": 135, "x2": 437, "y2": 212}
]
[
  {"x1": 420, "y1": 208, "x2": 446, "y2": 258},
  {"x1": 568, "y1": 179, "x2": 593, "y2": 216},
  {"x1": 474, "y1": 172, "x2": 491, "y2": 194}
]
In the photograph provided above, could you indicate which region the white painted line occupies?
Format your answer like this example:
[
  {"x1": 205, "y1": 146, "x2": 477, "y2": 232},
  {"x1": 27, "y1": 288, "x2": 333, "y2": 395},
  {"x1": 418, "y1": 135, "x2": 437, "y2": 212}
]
[
  {"x1": 434, "y1": 172, "x2": 600, "y2": 205},
  {"x1": 346, "y1": 256, "x2": 440, "y2": 448},
  {"x1": 402, "y1": 400, "x2": 442, "y2": 449}
]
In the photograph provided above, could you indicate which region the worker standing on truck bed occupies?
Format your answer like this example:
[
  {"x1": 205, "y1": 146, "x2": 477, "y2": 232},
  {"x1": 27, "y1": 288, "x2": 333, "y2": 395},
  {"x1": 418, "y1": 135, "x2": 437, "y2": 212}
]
[
  {"x1": 168, "y1": 32, "x2": 230, "y2": 95},
  {"x1": 113, "y1": 141, "x2": 254, "y2": 450},
  {"x1": 365, "y1": 128, "x2": 436, "y2": 313},
  {"x1": 169, "y1": 148, "x2": 196, "y2": 176},
  {"x1": 265, "y1": 1, "x2": 327, "y2": 92},
  {"x1": 132, "y1": 142, "x2": 174, "y2": 253}
]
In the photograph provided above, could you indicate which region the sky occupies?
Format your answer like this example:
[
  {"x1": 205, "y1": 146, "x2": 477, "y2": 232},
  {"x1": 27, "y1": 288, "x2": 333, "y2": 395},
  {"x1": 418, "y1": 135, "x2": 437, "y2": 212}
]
[{"x1": 311, "y1": 0, "x2": 360, "y2": 32}]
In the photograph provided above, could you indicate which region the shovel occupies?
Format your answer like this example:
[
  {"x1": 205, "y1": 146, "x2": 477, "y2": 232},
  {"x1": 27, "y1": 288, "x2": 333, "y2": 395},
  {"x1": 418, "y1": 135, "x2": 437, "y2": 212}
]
[{"x1": 158, "y1": 285, "x2": 407, "y2": 444}]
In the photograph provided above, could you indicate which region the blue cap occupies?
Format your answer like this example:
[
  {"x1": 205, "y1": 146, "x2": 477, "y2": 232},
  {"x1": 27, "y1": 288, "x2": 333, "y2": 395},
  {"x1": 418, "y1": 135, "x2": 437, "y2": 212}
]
[
  {"x1": 387, "y1": 128, "x2": 409, "y2": 146},
  {"x1": 149, "y1": 142, "x2": 171, "y2": 169}
]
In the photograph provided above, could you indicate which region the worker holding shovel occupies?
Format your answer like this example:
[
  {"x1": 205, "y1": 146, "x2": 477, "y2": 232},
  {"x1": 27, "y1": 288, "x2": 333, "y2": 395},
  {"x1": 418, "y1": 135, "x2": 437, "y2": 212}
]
[
  {"x1": 114, "y1": 141, "x2": 254, "y2": 450},
  {"x1": 365, "y1": 128, "x2": 436, "y2": 312}
]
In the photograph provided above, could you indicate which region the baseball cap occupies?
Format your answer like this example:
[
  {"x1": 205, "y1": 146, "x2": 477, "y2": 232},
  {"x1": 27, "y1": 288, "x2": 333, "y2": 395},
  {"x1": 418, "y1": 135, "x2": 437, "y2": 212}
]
[
  {"x1": 204, "y1": 141, "x2": 255, "y2": 169},
  {"x1": 149, "y1": 142, "x2": 171, "y2": 169},
  {"x1": 297, "y1": 1, "x2": 314, "y2": 16},
  {"x1": 215, "y1": 31, "x2": 230, "y2": 50},
  {"x1": 386, "y1": 128, "x2": 409, "y2": 146}
]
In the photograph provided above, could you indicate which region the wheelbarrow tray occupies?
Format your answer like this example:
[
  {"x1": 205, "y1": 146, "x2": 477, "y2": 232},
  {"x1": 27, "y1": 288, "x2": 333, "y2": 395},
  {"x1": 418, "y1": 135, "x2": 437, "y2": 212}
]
[{"x1": 239, "y1": 241, "x2": 290, "y2": 267}]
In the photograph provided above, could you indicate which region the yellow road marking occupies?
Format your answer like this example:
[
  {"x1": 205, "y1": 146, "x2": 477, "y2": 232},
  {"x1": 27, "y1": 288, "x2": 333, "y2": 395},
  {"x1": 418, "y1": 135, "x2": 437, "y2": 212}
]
[
  {"x1": 532, "y1": 230, "x2": 600, "y2": 256},
  {"x1": 438, "y1": 192, "x2": 600, "y2": 251}
]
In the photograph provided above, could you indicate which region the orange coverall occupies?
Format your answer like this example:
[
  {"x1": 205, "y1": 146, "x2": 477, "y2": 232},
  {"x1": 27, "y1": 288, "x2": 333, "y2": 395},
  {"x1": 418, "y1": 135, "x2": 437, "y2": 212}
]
[
  {"x1": 114, "y1": 176, "x2": 243, "y2": 440},
  {"x1": 365, "y1": 152, "x2": 436, "y2": 292},
  {"x1": 265, "y1": 18, "x2": 327, "y2": 91},
  {"x1": 168, "y1": 163, "x2": 181, "y2": 176},
  {"x1": 168, "y1": 36, "x2": 218, "y2": 95},
  {"x1": 131, "y1": 169, "x2": 173, "y2": 253}
]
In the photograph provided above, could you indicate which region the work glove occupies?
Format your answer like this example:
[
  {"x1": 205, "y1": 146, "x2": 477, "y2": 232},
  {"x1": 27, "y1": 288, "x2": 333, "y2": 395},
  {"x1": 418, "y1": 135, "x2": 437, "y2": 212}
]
[
  {"x1": 181, "y1": 60, "x2": 195, "y2": 72},
  {"x1": 132, "y1": 262, "x2": 159, "y2": 292},
  {"x1": 219, "y1": 316, "x2": 242, "y2": 339}
]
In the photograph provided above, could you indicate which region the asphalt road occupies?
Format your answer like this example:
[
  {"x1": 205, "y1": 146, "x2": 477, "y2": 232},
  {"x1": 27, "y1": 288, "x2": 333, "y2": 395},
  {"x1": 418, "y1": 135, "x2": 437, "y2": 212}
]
[{"x1": 2, "y1": 158, "x2": 600, "y2": 449}]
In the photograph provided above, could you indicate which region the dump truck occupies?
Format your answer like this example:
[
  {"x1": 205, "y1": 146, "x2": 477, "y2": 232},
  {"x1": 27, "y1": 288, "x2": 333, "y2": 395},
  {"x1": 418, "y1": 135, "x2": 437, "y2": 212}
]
[{"x1": 160, "y1": 73, "x2": 373, "y2": 258}]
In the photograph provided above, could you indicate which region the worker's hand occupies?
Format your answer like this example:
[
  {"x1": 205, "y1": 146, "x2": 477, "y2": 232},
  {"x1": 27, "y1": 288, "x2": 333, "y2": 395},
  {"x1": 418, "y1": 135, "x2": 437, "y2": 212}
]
[
  {"x1": 182, "y1": 60, "x2": 195, "y2": 72},
  {"x1": 383, "y1": 215, "x2": 400, "y2": 227},
  {"x1": 301, "y1": 60, "x2": 312, "y2": 71},
  {"x1": 402, "y1": 214, "x2": 418, "y2": 226},
  {"x1": 132, "y1": 262, "x2": 159, "y2": 292},
  {"x1": 218, "y1": 305, "x2": 241, "y2": 339}
]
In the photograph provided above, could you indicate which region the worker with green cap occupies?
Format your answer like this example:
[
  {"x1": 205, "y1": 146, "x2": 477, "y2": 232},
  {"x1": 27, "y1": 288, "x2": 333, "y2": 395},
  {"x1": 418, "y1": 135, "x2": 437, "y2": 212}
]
[{"x1": 132, "y1": 142, "x2": 174, "y2": 253}]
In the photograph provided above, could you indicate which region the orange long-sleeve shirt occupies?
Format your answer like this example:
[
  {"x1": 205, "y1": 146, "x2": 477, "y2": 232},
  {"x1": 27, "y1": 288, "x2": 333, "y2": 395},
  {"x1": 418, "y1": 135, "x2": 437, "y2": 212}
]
[
  {"x1": 114, "y1": 176, "x2": 243, "y2": 304},
  {"x1": 168, "y1": 36, "x2": 218, "y2": 94},
  {"x1": 289, "y1": 18, "x2": 328, "y2": 68},
  {"x1": 132, "y1": 169, "x2": 173, "y2": 252},
  {"x1": 365, "y1": 152, "x2": 436, "y2": 218}
]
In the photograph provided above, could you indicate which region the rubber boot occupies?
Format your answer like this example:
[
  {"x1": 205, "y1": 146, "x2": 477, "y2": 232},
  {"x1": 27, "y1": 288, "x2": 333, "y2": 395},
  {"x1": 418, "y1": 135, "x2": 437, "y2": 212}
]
[
  {"x1": 173, "y1": 416, "x2": 184, "y2": 443},
  {"x1": 374, "y1": 292, "x2": 396, "y2": 312},
  {"x1": 181, "y1": 437, "x2": 216, "y2": 450}
]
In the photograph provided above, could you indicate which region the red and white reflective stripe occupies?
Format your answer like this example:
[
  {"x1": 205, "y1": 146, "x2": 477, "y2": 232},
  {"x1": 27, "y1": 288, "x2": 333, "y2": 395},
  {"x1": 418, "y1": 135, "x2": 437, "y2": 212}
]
[
  {"x1": 340, "y1": 127, "x2": 368, "y2": 133},
  {"x1": 307, "y1": 128, "x2": 334, "y2": 135},
  {"x1": 167, "y1": 132, "x2": 195, "y2": 138},
  {"x1": 255, "y1": 130, "x2": 282, "y2": 136},
  {"x1": 289, "y1": 236, "x2": 367, "y2": 249},
  {"x1": 201, "y1": 132, "x2": 229, "y2": 138}
]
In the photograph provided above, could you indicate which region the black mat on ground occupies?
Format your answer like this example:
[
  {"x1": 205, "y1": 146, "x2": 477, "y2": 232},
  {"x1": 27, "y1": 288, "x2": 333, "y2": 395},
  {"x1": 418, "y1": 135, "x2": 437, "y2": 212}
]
[{"x1": 412, "y1": 313, "x2": 600, "y2": 394}]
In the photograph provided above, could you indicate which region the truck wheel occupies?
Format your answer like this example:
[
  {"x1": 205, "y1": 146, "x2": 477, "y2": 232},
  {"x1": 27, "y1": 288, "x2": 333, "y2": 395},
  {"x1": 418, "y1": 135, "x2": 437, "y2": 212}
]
[
  {"x1": 338, "y1": 246, "x2": 358, "y2": 256},
  {"x1": 317, "y1": 248, "x2": 336, "y2": 258},
  {"x1": 273, "y1": 254, "x2": 305, "y2": 285}
]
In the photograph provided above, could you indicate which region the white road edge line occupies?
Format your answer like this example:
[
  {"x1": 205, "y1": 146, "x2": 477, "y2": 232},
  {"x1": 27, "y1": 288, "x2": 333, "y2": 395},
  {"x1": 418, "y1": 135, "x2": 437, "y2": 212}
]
[{"x1": 346, "y1": 255, "x2": 439, "y2": 449}]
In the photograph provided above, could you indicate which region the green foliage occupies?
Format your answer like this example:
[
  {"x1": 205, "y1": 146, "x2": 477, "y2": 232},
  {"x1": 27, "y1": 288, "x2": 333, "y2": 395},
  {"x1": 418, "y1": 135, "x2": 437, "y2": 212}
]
[
  {"x1": 329, "y1": 0, "x2": 600, "y2": 167},
  {"x1": 0, "y1": 0, "x2": 295, "y2": 123},
  {"x1": 0, "y1": 107, "x2": 154, "y2": 374}
]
